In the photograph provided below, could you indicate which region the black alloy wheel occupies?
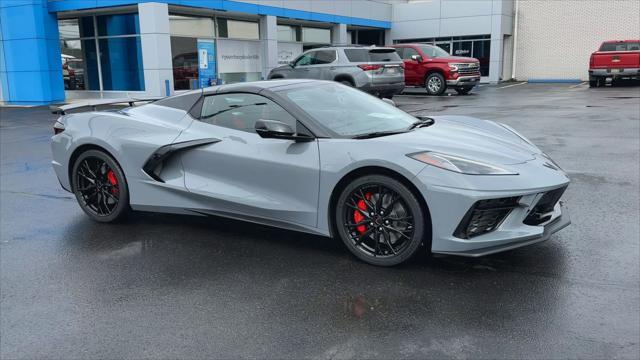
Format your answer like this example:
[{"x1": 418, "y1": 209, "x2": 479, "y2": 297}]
[
  {"x1": 72, "y1": 150, "x2": 129, "y2": 222},
  {"x1": 335, "y1": 175, "x2": 426, "y2": 266}
]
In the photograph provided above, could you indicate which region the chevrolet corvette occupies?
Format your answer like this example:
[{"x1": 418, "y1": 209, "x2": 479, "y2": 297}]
[{"x1": 51, "y1": 80, "x2": 570, "y2": 266}]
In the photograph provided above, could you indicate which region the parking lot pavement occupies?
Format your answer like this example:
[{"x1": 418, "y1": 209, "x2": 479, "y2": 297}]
[{"x1": 1, "y1": 83, "x2": 639, "y2": 359}]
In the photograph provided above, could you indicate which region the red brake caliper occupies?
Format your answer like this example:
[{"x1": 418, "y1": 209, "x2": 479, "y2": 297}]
[
  {"x1": 353, "y1": 193, "x2": 372, "y2": 234},
  {"x1": 106, "y1": 170, "x2": 119, "y2": 195}
]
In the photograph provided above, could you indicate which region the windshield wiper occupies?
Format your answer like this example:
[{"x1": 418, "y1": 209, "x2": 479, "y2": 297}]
[
  {"x1": 407, "y1": 116, "x2": 435, "y2": 130},
  {"x1": 352, "y1": 130, "x2": 408, "y2": 139},
  {"x1": 201, "y1": 103, "x2": 267, "y2": 120}
]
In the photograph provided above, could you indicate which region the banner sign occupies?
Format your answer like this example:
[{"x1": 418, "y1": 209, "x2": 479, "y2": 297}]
[
  {"x1": 217, "y1": 39, "x2": 262, "y2": 74},
  {"x1": 277, "y1": 42, "x2": 303, "y2": 65},
  {"x1": 197, "y1": 39, "x2": 216, "y2": 88}
]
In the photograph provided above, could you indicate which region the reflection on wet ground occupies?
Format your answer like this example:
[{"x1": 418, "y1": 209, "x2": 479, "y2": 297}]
[{"x1": 1, "y1": 83, "x2": 639, "y2": 359}]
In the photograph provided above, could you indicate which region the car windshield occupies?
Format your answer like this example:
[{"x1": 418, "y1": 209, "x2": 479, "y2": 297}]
[
  {"x1": 419, "y1": 45, "x2": 450, "y2": 58},
  {"x1": 281, "y1": 82, "x2": 418, "y2": 137}
]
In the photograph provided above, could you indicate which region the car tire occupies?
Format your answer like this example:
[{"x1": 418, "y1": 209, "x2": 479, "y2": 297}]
[
  {"x1": 455, "y1": 87, "x2": 472, "y2": 95},
  {"x1": 425, "y1": 72, "x2": 446, "y2": 95},
  {"x1": 71, "y1": 149, "x2": 130, "y2": 223},
  {"x1": 335, "y1": 175, "x2": 426, "y2": 266},
  {"x1": 589, "y1": 79, "x2": 598, "y2": 88},
  {"x1": 380, "y1": 93, "x2": 394, "y2": 100},
  {"x1": 339, "y1": 80, "x2": 354, "y2": 87}
]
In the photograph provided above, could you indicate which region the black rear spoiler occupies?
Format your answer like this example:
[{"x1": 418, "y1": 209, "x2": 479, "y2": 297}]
[{"x1": 49, "y1": 96, "x2": 164, "y2": 115}]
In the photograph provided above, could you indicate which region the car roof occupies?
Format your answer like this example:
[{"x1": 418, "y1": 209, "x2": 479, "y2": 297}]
[
  {"x1": 201, "y1": 79, "x2": 322, "y2": 95},
  {"x1": 391, "y1": 43, "x2": 432, "y2": 47}
]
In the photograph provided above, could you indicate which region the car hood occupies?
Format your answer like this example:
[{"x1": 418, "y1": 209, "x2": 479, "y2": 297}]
[
  {"x1": 270, "y1": 64, "x2": 291, "y2": 72},
  {"x1": 377, "y1": 116, "x2": 540, "y2": 166},
  {"x1": 433, "y1": 56, "x2": 479, "y2": 63}
]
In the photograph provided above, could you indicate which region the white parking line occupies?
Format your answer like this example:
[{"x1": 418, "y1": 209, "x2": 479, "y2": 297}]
[
  {"x1": 496, "y1": 82, "x2": 527, "y2": 89},
  {"x1": 569, "y1": 81, "x2": 588, "y2": 88}
]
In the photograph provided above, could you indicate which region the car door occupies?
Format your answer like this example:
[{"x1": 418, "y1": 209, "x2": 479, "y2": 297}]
[
  {"x1": 289, "y1": 51, "x2": 322, "y2": 79},
  {"x1": 174, "y1": 92, "x2": 321, "y2": 229},
  {"x1": 400, "y1": 47, "x2": 422, "y2": 85},
  {"x1": 309, "y1": 49, "x2": 338, "y2": 80}
]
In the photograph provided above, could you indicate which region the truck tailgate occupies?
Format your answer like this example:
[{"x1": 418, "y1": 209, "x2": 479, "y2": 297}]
[{"x1": 591, "y1": 51, "x2": 640, "y2": 69}]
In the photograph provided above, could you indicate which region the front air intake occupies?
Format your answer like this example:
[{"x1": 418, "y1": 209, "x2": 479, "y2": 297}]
[
  {"x1": 453, "y1": 196, "x2": 521, "y2": 239},
  {"x1": 523, "y1": 186, "x2": 567, "y2": 226}
]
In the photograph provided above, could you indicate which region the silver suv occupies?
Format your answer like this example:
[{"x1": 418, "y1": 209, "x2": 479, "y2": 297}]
[{"x1": 268, "y1": 46, "x2": 405, "y2": 98}]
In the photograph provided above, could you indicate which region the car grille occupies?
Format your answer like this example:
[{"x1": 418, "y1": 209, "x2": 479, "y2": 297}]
[
  {"x1": 453, "y1": 196, "x2": 521, "y2": 239},
  {"x1": 523, "y1": 186, "x2": 567, "y2": 226},
  {"x1": 454, "y1": 63, "x2": 481, "y2": 76}
]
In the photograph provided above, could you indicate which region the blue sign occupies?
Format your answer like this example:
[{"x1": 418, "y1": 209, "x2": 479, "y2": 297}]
[{"x1": 197, "y1": 39, "x2": 216, "y2": 88}]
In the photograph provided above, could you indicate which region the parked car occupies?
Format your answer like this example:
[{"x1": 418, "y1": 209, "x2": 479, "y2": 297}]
[
  {"x1": 589, "y1": 40, "x2": 640, "y2": 87},
  {"x1": 50, "y1": 80, "x2": 570, "y2": 267},
  {"x1": 61, "y1": 56, "x2": 85, "y2": 90},
  {"x1": 391, "y1": 43, "x2": 481, "y2": 95},
  {"x1": 268, "y1": 46, "x2": 405, "y2": 99}
]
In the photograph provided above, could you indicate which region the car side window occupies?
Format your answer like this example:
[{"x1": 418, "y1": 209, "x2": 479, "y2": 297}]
[
  {"x1": 200, "y1": 93, "x2": 297, "y2": 133},
  {"x1": 312, "y1": 50, "x2": 336, "y2": 64},
  {"x1": 402, "y1": 47, "x2": 419, "y2": 60},
  {"x1": 294, "y1": 52, "x2": 314, "y2": 66}
]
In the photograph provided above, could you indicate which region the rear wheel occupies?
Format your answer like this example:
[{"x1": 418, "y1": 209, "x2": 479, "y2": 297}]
[
  {"x1": 335, "y1": 175, "x2": 426, "y2": 266},
  {"x1": 339, "y1": 79, "x2": 354, "y2": 87},
  {"x1": 72, "y1": 149, "x2": 129, "y2": 223},
  {"x1": 425, "y1": 72, "x2": 446, "y2": 95},
  {"x1": 589, "y1": 79, "x2": 598, "y2": 88}
]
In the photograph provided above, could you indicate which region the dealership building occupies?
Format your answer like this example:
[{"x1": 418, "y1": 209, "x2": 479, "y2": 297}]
[{"x1": 0, "y1": 0, "x2": 638, "y2": 105}]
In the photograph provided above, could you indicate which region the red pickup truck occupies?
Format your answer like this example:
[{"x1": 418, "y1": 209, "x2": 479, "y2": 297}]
[
  {"x1": 391, "y1": 43, "x2": 481, "y2": 95},
  {"x1": 589, "y1": 40, "x2": 640, "y2": 87}
]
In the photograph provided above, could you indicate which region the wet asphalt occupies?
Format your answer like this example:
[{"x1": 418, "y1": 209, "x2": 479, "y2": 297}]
[{"x1": 1, "y1": 82, "x2": 639, "y2": 359}]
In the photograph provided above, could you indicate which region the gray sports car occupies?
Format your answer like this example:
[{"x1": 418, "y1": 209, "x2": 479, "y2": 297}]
[{"x1": 51, "y1": 80, "x2": 570, "y2": 266}]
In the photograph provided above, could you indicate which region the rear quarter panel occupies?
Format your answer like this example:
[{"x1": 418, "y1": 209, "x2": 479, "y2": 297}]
[{"x1": 52, "y1": 104, "x2": 193, "y2": 206}]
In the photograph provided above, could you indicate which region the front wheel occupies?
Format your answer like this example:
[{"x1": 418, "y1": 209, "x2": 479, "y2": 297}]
[
  {"x1": 425, "y1": 73, "x2": 446, "y2": 95},
  {"x1": 335, "y1": 175, "x2": 426, "y2": 266},
  {"x1": 71, "y1": 149, "x2": 130, "y2": 223}
]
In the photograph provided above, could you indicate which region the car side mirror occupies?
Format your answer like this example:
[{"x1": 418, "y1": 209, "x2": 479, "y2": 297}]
[
  {"x1": 381, "y1": 98, "x2": 396, "y2": 107},
  {"x1": 410, "y1": 54, "x2": 422, "y2": 63},
  {"x1": 255, "y1": 119, "x2": 314, "y2": 142}
]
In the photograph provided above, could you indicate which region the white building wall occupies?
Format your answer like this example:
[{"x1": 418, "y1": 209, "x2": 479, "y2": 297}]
[{"x1": 514, "y1": 0, "x2": 640, "y2": 81}]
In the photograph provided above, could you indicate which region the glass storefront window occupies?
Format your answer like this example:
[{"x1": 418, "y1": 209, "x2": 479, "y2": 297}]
[
  {"x1": 452, "y1": 41, "x2": 472, "y2": 57},
  {"x1": 170, "y1": 36, "x2": 199, "y2": 90},
  {"x1": 60, "y1": 39, "x2": 99, "y2": 90},
  {"x1": 96, "y1": 13, "x2": 140, "y2": 36},
  {"x1": 217, "y1": 39, "x2": 261, "y2": 84},
  {"x1": 169, "y1": 15, "x2": 215, "y2": 38},
  {"x1": 98, "y1": 37, "x2": 144, "y2": 91},
  {"x1": 472, "y1": 40, "x2": 491, "y2": 76},
  {"x1": 58, "y1": 13, "x2": 145, "y2": 92},
  {"x1": 218, "y1": 19, "x2": 259, "y2": 40},
  {"x1": 277, "y1": 25, "x2": 300, "y2": 42},
  {"x1": 301, "y1": 27, "x2": 330, "y2": 44}
]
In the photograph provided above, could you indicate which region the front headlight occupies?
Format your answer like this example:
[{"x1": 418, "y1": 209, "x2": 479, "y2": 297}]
[{"x1": 408, "y1": 152, "x2": 518, "y2": 175}]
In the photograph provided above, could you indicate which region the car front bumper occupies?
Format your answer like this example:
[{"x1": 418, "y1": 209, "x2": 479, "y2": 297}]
[
  {"x1": 446, "y1": 75, "x2": 481, "y2": 87},
  {"x1": 413, "y1": 158, "x2": 571, "y2": 257}
]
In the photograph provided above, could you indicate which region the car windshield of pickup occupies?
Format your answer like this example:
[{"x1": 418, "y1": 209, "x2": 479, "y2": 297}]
[{"x1": 420, "y1": 45, "x2": 451, "y2": 58}]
